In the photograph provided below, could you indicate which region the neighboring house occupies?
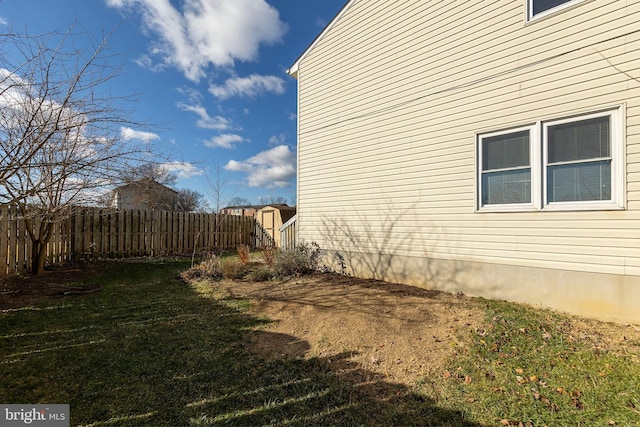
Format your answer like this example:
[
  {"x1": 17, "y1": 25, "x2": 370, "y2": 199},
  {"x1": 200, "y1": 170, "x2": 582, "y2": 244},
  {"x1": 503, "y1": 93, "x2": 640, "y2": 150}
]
[
  {"x1": 287, "y1": 0, "x2": 640, "y2": 323},
  {"x1": 220, "y1": 205, "x2": 265, "y2": 216},
  {"x1": 112, "y1": 180, "x2": 177, "y2": 211},
  {"x1": 255, "y1": 204, "x2": 297, "y2": 247}
]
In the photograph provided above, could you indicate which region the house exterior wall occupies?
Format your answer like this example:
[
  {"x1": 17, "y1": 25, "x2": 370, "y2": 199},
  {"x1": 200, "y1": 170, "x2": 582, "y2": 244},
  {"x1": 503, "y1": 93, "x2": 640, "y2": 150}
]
[
  {"x1": 220, "y1": 207, "x2": 259, "y2": 216},
  {"x1": 113, "y1": 182, "x2": 177, "y2": 211},
  {"x1": 293, "y1": 0, "x2": 640, "y2": 323}
]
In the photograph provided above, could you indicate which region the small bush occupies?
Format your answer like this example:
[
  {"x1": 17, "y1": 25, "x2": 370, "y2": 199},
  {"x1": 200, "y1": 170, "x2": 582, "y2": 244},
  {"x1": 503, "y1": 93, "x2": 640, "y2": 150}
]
[
  {"x1": 261, "y1": 245, "x2": 278, "y2": 266},
  {"x1": 274, "y1": 242, "x2": 321, "y2": 277},
  {"x1": 181, "y1": 254, "x2": 222, "y2": 281},
  {"x1": 221, "y1": 258, "x2": 248, "y2": 280},
  {"x1": 237, "y1": 245, "x2": 251, "y2": 265},
  {"x1": 246, "y1": 266, "x2": 277, "y2": 282}
]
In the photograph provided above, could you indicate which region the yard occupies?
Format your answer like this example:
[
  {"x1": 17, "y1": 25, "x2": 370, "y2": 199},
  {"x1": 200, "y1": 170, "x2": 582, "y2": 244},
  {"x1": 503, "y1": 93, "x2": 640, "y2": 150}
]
[{"x1": 1, "y1": 257, "x2": 639, "y2": 426}]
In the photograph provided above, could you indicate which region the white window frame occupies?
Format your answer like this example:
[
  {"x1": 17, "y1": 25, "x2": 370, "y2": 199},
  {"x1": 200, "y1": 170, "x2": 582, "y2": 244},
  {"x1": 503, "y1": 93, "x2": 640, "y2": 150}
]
[
  {"x1": 527, "y1": 0, "x2": 588, "y2": 21},
  {"x1": 477, "y1": 107, "x2": 624, "y2": 213},
  {"x1": 477, "y1": 125, "x2": 540, "y2": 212},
  {"x1": 542, "y1": 109, "x2": 624, "y2": 211}
]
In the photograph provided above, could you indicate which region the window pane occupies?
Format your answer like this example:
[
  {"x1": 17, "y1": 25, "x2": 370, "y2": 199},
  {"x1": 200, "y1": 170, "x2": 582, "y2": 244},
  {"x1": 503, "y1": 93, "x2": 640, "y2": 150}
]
[
  {"x1": 482, "y1": 169, "x2": 531, "y2": 205},
  {"x1": 547, "y1": 160, "x2": 611, "y2": 202},
  {"x1": 533, "y1": 0, "x2": 572, "y2": 15},
  {"x1": 548, "y1": 116, "x2": 610, "y2": 163},
  {"x1": 482, "y1": 130, "x2": 530, "y2": 171}
]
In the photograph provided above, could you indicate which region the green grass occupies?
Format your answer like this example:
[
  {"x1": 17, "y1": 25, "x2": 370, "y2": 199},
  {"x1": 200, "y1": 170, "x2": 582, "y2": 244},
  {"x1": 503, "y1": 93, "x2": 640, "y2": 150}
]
[
  {"x1": 3, "y1": 260, "x2": 639, "y2": 426},
  {"x1": 0, "y1": 260, "x2": 476, "y2": 426},
  {"x1": 435, "y1": 299, "x2": 640, "y2": 426}
]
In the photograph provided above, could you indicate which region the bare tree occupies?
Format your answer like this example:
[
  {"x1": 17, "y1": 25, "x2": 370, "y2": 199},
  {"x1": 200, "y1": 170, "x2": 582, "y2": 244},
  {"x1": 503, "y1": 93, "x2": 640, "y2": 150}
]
[
  {"x1": 0, "y1": 28, "x2": 151, "y2": 274},
  {"x1": 174, "y1": 188, "x2": 206, "y2": 212},
  {"x1": 227, "y1": 196, "x2": 251, "y2": 207},
  {"x1": 121, "y1": 162, "x2": 177, "y2": 187},
  {"x1": 207, "y1": 163, "x2": 235, "y2": 213},
  {"x1": 257, "y1": 195, "x2": 288, "y2": 205}
]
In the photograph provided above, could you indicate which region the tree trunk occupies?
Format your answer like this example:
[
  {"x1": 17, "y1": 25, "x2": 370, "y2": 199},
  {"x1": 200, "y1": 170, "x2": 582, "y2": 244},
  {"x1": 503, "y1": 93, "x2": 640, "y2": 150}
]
[
  {"x1": 31, "y1": 240, "x2": 48, "y2": 275},
  {"x1": 30, "y1": 222, "x2": 52, "y2": 275}
]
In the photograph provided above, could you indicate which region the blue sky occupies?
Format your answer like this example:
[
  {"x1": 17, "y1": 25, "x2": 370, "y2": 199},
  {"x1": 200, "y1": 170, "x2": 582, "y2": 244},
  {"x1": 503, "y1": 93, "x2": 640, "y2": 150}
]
[{"x1": 0, "y1": 0, "x2": 346, "y2": 208}]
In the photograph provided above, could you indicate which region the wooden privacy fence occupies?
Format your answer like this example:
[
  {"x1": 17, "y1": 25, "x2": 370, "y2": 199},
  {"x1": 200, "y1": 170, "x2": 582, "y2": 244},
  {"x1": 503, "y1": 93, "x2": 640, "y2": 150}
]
[{"x1": 0, "y1": 205, "x2": 273, "y2": 276}]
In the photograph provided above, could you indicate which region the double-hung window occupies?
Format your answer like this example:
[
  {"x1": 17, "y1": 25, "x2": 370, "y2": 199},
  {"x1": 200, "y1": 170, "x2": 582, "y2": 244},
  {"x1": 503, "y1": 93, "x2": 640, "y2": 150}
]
[
  {"x1": 480, "y1": 127, "x2": 535, "y2": 208},
  {"x1": 527, "y1": 0, "x2": 587, "y2": 21},
  {"x1": 545, "y1": 114, "x2": 612, "y2": 204},
  {"x1": 478, "y1": 108, "x2": 623, "y2": 212}
]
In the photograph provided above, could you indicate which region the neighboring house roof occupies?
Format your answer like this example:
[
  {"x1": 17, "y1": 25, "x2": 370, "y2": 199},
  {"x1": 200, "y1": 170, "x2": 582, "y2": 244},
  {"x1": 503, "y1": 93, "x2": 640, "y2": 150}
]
[
  {"x1": 287, "y1": 0, "x2": 354, "y2": 78},
  {"x1": 114, "y1": 180, "x2": 178, "y2": 194},
  {"x1": 257, "y1": 204, "x2": 296, "y2": 212},
  {"x1": 221, "y1": 204, "x2": 265, "y2": 210},
  {"x1": 262, "y1": 204, "x2": 294, "y2": 210},
  {"x1": 221, "y1": 204, "x2": 294, "y2": 211}
]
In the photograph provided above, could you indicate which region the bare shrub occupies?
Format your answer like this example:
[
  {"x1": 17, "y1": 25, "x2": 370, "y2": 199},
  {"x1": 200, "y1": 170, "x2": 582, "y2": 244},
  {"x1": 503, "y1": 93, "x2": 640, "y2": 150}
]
[
  {"x1": 261, "y1": 245, "x2": 278, "y2": 266},
  {"x1": 274, "y1": 242, "x2": 321, "y2": 277},
  {"x1": 237, "y1": 245, "x2": 251, "y2": 265},
  {"x1": 247, "y1": 266, "x2": 277, "y2": 282},
  {"x1": 221, "y1": 258, "x2": 248, "y2": 280},
  {"x1": 181, "y1": 254, "x2": 222, "y2": 281}
]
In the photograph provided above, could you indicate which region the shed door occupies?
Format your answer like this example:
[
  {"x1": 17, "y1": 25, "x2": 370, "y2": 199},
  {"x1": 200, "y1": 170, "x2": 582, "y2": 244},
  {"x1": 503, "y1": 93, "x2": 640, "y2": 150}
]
[{"x1": 261, "y1": 209, "x2": 275, "y2": 240}]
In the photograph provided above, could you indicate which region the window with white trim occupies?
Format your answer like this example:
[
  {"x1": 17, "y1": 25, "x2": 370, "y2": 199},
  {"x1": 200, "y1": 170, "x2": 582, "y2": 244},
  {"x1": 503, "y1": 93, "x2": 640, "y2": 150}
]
[
  {"x1": 527, "y1": 0, "x2": 587, "y2": 21},
  {"x1": 480, "y1": 127, "x2": 534, "y2": 207},
  {"x1": 478, "y1": 108, "x2": 623, "y2": 212}
]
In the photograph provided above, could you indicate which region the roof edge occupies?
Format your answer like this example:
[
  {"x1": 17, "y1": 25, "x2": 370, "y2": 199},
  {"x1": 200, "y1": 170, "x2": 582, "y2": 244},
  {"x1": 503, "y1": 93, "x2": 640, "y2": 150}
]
[{"x1": 286, "y1": 0, "x2": 355, "y2": 79}]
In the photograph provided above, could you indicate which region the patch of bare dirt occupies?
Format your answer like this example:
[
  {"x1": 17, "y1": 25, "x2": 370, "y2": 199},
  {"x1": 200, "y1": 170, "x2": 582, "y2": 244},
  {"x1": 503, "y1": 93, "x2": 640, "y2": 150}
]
[
  {"x1": 567, "y1": 317, "x2": 640, "y2": 359},
  {"x1": 0, "y1": 264, "x2": 101, "y2": 310},
  {"x1": 215, "y1": 273, "x2": 640, "y2": 385},
  {"x1": 216, "y1": 273, "x2": 485, "y2": 385}
]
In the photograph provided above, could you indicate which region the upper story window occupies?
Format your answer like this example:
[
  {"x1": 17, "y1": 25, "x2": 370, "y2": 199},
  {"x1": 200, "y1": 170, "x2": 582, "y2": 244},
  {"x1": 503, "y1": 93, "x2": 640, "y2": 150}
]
[
  {"x1": 477, "y1": 108, "x2": 624, "y2": 212},
  {"x1": 528, "y1": 0, "x2": 587, "y2": 21}
]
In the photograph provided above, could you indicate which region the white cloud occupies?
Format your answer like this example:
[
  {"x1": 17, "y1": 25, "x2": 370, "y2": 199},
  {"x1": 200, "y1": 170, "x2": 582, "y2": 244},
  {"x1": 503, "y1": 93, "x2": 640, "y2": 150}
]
[
  {"x1": 105, "y1": 0, "x2": 126, "y2": 7},
  {"x1": 268, "y1": 133, "x2": 285, "y2": 146},
  {"x1": 204, "y1": 133, "x2": 247, "y2": 149},
  {"x1": 0, "y1": 68, "x2": 90, "y2": 144},
  {"x1": 106, "y1": 0, "x2": 287, "y2": 82},
  {"x1": 209, "y1": 74, "x2": 285, "y2": 100},
  {"x1": 225, "y1": 145, "x2": 295, "y2": 188},
  {"x1": 162, "y1": 161, "x2": 203, "y2": 179},
  {"x1": 176, "y1": 101, "x2": 231, "y2": 130},
  {"x1": 0, "y1": 17, "x2": 8, "y2": 26},
  {"x1": 120, "y1": 126, "x2": 160, "y2": 142},
  {"x1": 133, "y1": 54, "x2": 167, "y2": 73}
]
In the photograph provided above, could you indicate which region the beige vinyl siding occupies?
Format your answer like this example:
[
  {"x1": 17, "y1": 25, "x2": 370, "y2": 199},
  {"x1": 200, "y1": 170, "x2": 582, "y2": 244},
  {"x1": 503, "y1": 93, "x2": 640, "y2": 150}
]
[
  {"x1": 296, "y1": 0, "x2": 640, "y2": 278},
  {"x1": 300, "y1": 2, "x2": 637, "y2": 127}
]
